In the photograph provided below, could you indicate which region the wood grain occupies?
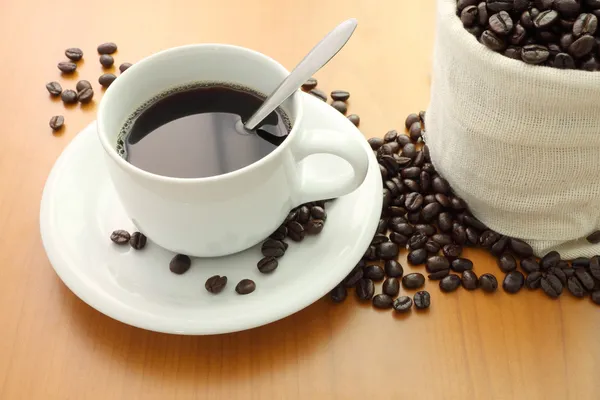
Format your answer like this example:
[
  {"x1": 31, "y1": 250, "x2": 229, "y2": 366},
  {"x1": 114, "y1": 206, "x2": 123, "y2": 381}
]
[{"x1": 0, "y1": 0, "x2": 599, "y2": 399}]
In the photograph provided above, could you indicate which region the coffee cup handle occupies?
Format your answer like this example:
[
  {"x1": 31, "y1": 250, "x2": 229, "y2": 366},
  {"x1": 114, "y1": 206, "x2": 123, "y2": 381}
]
[{"x1": 290, "y1": 128, "x2": 369, "y2": 205}]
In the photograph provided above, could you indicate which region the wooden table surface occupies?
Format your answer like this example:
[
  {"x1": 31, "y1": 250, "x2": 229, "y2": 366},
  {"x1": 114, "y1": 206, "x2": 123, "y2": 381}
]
[{"x1": 1, "y1": 0, "x2": 599, "y2": 399}]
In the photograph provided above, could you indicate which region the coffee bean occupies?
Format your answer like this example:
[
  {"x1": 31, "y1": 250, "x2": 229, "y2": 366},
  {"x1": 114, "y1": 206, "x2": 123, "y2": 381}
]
[
  {"x1": 331, "y1": 90, "x2": 350, "y2": 101},
  {"x1": 413, "y1": 291, "x2": 431, "y2": 309},
  {"x1": 443, "y1": 244, "x2": 463, "y2": 259},
  {"x1": 461, "y1": 5, "x2": 479, "y2": 27},
  {"x1": 490, "y1": 236, "x2": 509, "y2": 256},
  {"x1": 503, "y1": 271, "x2": 525, "y2": 294},
  {"x1": 519, "y1": 258, "x2": 540, "y2": 275},
  {"x1": 364, "y1": 265, "x2": 385, "y2": 281},
  {"x1": 437, "y1": 212, "x2": 453, "y2": 233},
  {"x1": 574, "y1": 13, "x2": 598, "y2": 37},
  {"x1": 402, "y1": 143, "x2": 417, "y2": 159},
  {"x1": 589, "y1": 256, "x2": 600, "y2": 280},
  {"x1": 404, "y1": 180, "x2": 421, "y2": 194},
  {"x1": 401, "y1": 166, "x2": 421, "y2": 179},
  {"x1": 478, "y1": 2, "x2": 489, "y2": 25},
  {"x1": 64, "y1": 47, "x2": 83, "y2": 61},
  {"x1": 330, "y1": 285, "x2": 347, "y2": 303},
  {"x1": 405, "y1": 192, "x2": 423, "y2": 211},
  {"x1": 566, "y1": 276, "x2": 586, "y2": 297},
  {"x1": 390, "y1": 232, "x2": 409, "y2": 246},
  {"x1": 58, "y1": 61, "x2": 77, "y2": 73},
  {"x1": 100, "y1": 54, "x2": 114, "y2": 67},
  {"x1": 487, "y1": 0, "x2": 515, "y2": 12},
  {"x1": 377, "y1": 242, "x2": 399, "y2": 260},
  {"x1": 393, "y1": 296, "x2": 413, "y2": 312},
  {"x1": 461, "y1": 270, "x2": 479, "y2": 290},
  {"x1": 236, "y1": 279, "x2": 256, "y2": 295},
  {"x1": 526, "y1": 271, "x2": 543, "y2": 289},
  {"x1": 431, "y1": 176, "x2": 450, "y2": 194},
  {"x1": 119, "y1": 62, "x2": 133, "y2": 73},
  {"x1": 541, "y1": 274, "x2": 563, "y2": 298},
  {"x1": 310, "y1": 88, "x2": 327, "y2": 101},
  {"x1": 169, "y1": 254, "x2": 191, "y2": 275},
  {"x1": 408, "y1": 248, "x2": 428, "y2": 265},
  {"x1": 99, "y1": 73, "x2": 117, "y2": 87},
  {"x1": 97, "y1": 42, "x2": 117, "y2": 54},
  {"x1": 348, "y1": 114, "x2": 360, "y2": 127},
  {"x1": 74, "y1": 80, "x2": 91, "y2": 93},
  {"x1": 376, "y1": 219, "x2": 388, "y2": 235},
  {"x1": 409, "y1": 122, "x2": 422, "y2": 142},
  {"x1": 591, "y1": 290, "x2": 600, "y2": 305},
  {"x1": 370, "y1": 234, "x2": 389, "y2": 246},
  {"x1": 369, "y1": 137, "x2": 384, "y2": 150},
  {"x1": 451, "y1": 258, "x2": 473, "y2": 272},
  {"x1": 269, "y1": 225, "x2": 288, "y2": 241},
  {"x1": 363, "y1": 245, "x2": 377, "y2": 261},
  {"x1": 381, "y1": 261, "x2": 403, "y2": 280},
  {"x1": 481, "y1": 30, "x2": 507, "y2": 51},
  {"x1": 356, "y1": 278, "x2": 375, "y2": 300},
  {"x1": 440, "y1": 274, "x2": 461, "y2": 292},
  {"x1": 205, "y1": 275, "x2": 227, "y2": 294},
  {"x1": 510, "y1": 238, "x2": 534, "y2": 258},
  {"x1": 390, "y1": 222, "x2": 412, "y2": 236},
  {"x1": 581, "y1": 55, "x2": 600, "y2": 70},
  {"x1": 569, "y1": 34, "x2": 595, "y2": 57},
  {"x1": 458, "y1": 0, "x2": 478, "y2": 10},
  {"x1": 540, "y1": 251, "x2": 560, "y2": 270},
  {"x1": 586, "y1": 230, "x2": 600, "y2": 243},
  {"x1": 287, "y1": 221, "x2": 305, "y2": 242},
  {"x1": 61, "y1": 90, "x2": 78, "y2": 104},
  {"x1": 426, "y1": 255, "x2": 450, "y2": 273},
  {"x1": 49, "y1": 115, "x2": 64, "y2": 131},
  {"x1": 550, "y1": 267, "x2": 567, "y2": 285},
  {"x1": 110, "y1": 229, "x2": 130, "y2": 244},
  {"x1": 479, "y1": 273, "x2": 498, "y2": 292},
  {"x1": 533, "y1": 9, "x2": 559, "y2": 29},
  {"x1": 382, "y1": 277, "x2": 400, "y2": 297},
  {"x1": 497, "y1": 253, "x2": 517, "y2": 273},
  {"x1": 373, "y1": 294, "x2": 393, "y2": 309},
  {"x1": 261, "y1": 239, "x2": 286, "y2": 258},
  {"x1": 46, "y1": 81, "x2": 62, "y2": 96},
  {"x1": 397, "y1": 135, "x2": 412, "y2": 147},
  {"x1": 452, "y1": 225, "x2": 468, "y2": 245},
  {"x1": 572, "y1": 257, "x2": 590, "y2": 268},
  {"x1": 129, "y1": 232, "x2": 147, "y2": 249},
  {"x1": 555, "y1": 0, "x2": 581, "y2": 18},
  {"x1": 408, "y1": 233, "x2": 428, "y2": 250},
  {"x1": 415, "y1": 224, "x2": 437, "y2": 236},
  {"x1": 490, "y1": 11, "x2": 514, "y2": 35},
  {"x1": 509, "y1": 23, "x2": 527, "y2": 45},
  {"x1": 402, "y1": 273, "x2": 425, "y2": 289},
  {"x1": 422, "y1": 202, "x2": 442, "y2": 222},
  {"x1": 78, "y1": 88, "x2": 94, "y2": 104},
  {"x1": 425, "y1": 240, "x2": 442, "y2": 254},
  {"x1": 331, "y1": 100, "x2": 347, "y2": 114},
  {"x1": 429, "y1": 269, "x2": 450, "y2": 280},
  {"x1": 432, "y1": 233, "x2": 453, "y2": 246},
  {"x1": 479, "y1": 230, "x2": 501, "y2": 248},
  {"x1": 575, "y1": 269, "x2": 595, "y2": 291},
  {"x1": 256, "y1": 256, "x2": 278, "y2": 273},
  {"x1": 296, "y1": 206, "x2": 310, "y2": 224}
]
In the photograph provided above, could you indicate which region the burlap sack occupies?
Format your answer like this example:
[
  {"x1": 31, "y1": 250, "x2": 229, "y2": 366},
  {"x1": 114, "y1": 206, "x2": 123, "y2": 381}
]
[{"x1": 424, "y1": 0, "x2": 600, "y2": 258}]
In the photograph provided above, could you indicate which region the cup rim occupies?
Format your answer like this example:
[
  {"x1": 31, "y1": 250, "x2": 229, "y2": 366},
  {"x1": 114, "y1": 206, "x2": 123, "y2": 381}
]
[{"x1": 97, "y1": 43, "x2": 303, "y2": 184}]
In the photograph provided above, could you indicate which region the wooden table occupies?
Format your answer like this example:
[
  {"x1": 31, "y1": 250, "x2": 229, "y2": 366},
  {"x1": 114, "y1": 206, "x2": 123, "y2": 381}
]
[{"x1": 1, "y1": 0, "x2": 599, "y2": 398}]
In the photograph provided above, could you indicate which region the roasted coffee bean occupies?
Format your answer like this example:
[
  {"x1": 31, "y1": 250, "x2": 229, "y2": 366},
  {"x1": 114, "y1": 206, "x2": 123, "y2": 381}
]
[
  {"x1": 461, "y1": 270, "x2": 479, "y2": 290},
  {"x1": 387, "y1": 141, "x2": 401, "y2": 155},
  {"x1": 589, "y1": 256, "x2": 600, "y2": 280},
  {"x1": 129, "y1": 232, "x2": 147, "y2": 249},
  {"x1": 422, "y1": 202, "x2": 442, "y2": 222},
  {"x1": 65, "y1": 47, "x2": 83, "y2": 61},
  {"x1": 510, "y1": 238, "x2": 534, "y2": 257},
  {"x1": 364, "y1": 265, "x2": 385, "y2": 281},
  {"x1": 405, "y1": 192, "x2": 424, "y2": 211},
  {"x1": 574, "y1": 13, "x2": 598, "y2": 37},
  {"x1": 487, "y1": 0, "x2": 515, "y2": 12},
  {"x1": 369, "y1": 137, "x2": 384, "y2": 150},
  {"x1": 541, "y1": 274, "x2": 563, "y2": 298},
  {"x1": 405, "y1": 113, "x2": 420, "y2": 129},
  {"x1": 330, "y1": 90, "x2": 350, "y2": 102},
  {"x1": 383, "y1": 130, "x2": 398, "y2": 143},
  {"x1": 380, "y1": 156, "x2": 399, "y2": 175},
  {"x1": 452, "y1": 225, "x2": 468, "y2": 245},
  {"x1": 236, "y1": 279, "x2": 256, "y2": 295},
  {"x1": 429, "y1": 269, "x2": 450, "y2": 280},
  {"x1": 119, "y1": 62, "x2": 132, "y2": 73},
  {"x1": 348, "y1": 114, "x2": 360, "y2": 127},
  {"x1": 403, "y1": 273, "x2": 425, "y2": 289},
  {"x1": 413, "y1": 291, "x2": 431, "y2": 309},
  {"x1": 566, "y1": 276, "x2": 585, "y2": 297},
  {"x1": 458, "y1": 0, "x2": 478, "y2": 11},
  {"x1": 408, "y1": 248, "x2": 428, "y2": 265},
  {"x1": 310, "y1": 88, "x2": 327, "y2": 101},
  {"x1": 344, "y1": 264, "x2": 364, "y2": 287},
  {"x1": 521, "y1": 9, "x2": 535, "y2": 29},
  {"x1": 569, "y1": 34, "x2": 595, "y2": 57},
  {"x1": 401, "y1": 166, "x2": 421, "y2": 179},
  {"x1": 572, "y1": 257, "x2": 590, "y2": 268},
  {"x1": 391, "y1": 222, "x2": 413, "y2": 236},
  {"x1": 461, "y1": 5, "x2": 479, "y2": 27},
  {"x1": 534, "y1": 9, "x2": 559, "y2": 29},
  {"x1": 525, "y1": 271, "x2": 543, "y2": 289},
  {"x1": 591, "y1": 290, "x2": 600, "y2": 305},
  {"x1": 450, "y1": 196, "x2": 467, "y2": 210},
  {"x1": 61, "y1": 89, "x2": 78, "y2": 104},
  {"x1": 46, "y1": 81, "x2": 62, "y2": 96},
  {"x1": 78, "y1": 88, "x2": 94, "y2": 104},
  {"x1": 363, "y1": 245, "x2": 377, "y2": 261},
  {"x1": 549, "y1": 267, "x2": 567, "y2": 285},
  {"x1": 382, "y1": 277, "x2": 400, "y2": 297},
  {"x1": 425, "y1": 240, "x2": 442, "y2": 254},
  {"x1": 436, "y1": 193, "x2": 451, "y2": 207},
  {"x1": 432, "y1": 233, "x2": 453, "y2": 246},
  {"x1": 503, "y1": 271, "x2": 525, "y2": 294},
  {"x1": 383, "y1": 260, "x2": 403, "y2": 279},
  {"x1": 110, "y1": 229, "x2": 130, "y2": 244},
  {"x1": 256, "y1": 256, "x2": 279, "y2": 273},
  {"x1": 426, "y1": 255, "x2": 450, "y2": 273},
  {"x1": 390, "y1": 232, "x2": 409, "y2": 246},
  {"x1": 376, "y1": 219, "x2": 388, "y2": 235},
  {"x1": 100, "y1": 54, "x2": 114, "y2": 67},
  {"x1": 509, "y1": 23, "x2": 527, "y2": 45},
  {"x1": 479, "y1": 273, "x2": 498, "y2": 292},
  {"x1": 504, "y1": 45, "x2": 523, "y2": 59},
  {"x1": 285, "y1": 210, "x2": 299, "y2": 222},
  {"x1": 431, "y1": 176, "x2": 450, "y2": 194},
  {"x1": 49, "y1": 115, "x2": 64, "y2": 131},
  {"x1": 520, "y1": 257, "x2": 540, "y2": 273},
  {"x1": 437, "y1": 212, "x2": 453, "y2": 233},
  {"x1": 587, "y1": 230, "x2": 600, "y2": 243},
  {"x1": 408, "y1": 233, "x2": 428, "y2": 249},
  {"x1": 58, "y1": 61, "x2": 77, "y2": 73},
  {"x1": 415, "y1": 224, "x2": 436, "y2": 236},
  {"x1": 443, "y1": 244, "x2": 463, "y2": 258},
  {"x1": 477, "y1": 1, "x2": 489, "y2": 25},
  {"x1": 451, "y1": 258, "x2": 473, "y2": 272},
  {"x1": 490, "y1": 236, "x2": 509, "y2": 256},
  {"x1": 205, "y1": 275, "x2": 228, "y2": 293},
  {"x1": 98, "y1": 42, "x2": 117, "y2": 54},
  {"x1": 287, "y1": 221, "x2": 305, "y2": 242},
  {"x1": 379, "y1": 164, "x2": 388, "y2": 180},
  {"x1": 404, "y1": 180, "x2": 421, "y2": 194},
  {"x1": 414, "y1": 152, "x2": 426, "y2": 168},
  {"x1": 393, "y1": 296, "x2": 413, "y2": 312},
  {"x1": 261, "y1": 239, "x2": 286, "y2": 258},
  {"x1": 422, "y1": 162, "x2": 436, "y2": 173},
  {"x1": 490, "y1": 11, "x2": 514, "y2": 35},
  {"x1": 581, "y1": 55, "x2": 600, "y2": 70},
  {"x1": 462, "y1": 215, "x2": 486, "y2": 231},
  {"x1": 479, "y1": 230, "x2": 501, "y2": 248},
  {"x1": 296, "y1": 206, "x2": 310, "y2": 224},
  {"x1": 331, "y1": 100, "x2": 348, "y2": 114},
  {"x1": 301, "y1": 77, "x2": 318, "y2": 90},
  {"x1": 440, "y1": 274, "x2": 461, "y2": 292},
  {"x1": 373, "y1": 294, "x2": 394, "y2": 309},
  {"x1": 356, "y1": 278, "x2": 375, "y2": 300},
  {"x1": 409, "y1": 122, "x2": 422, "y2": 141},
  {"x1": 401, "y1": 143, "x2": 416, "y2": 160},
  {"x1": 99, "y1": 73, "x2": 117, "y2": 87},
  {"x1": 269, "y1": 225, "x2": 288, "y2": 241},
  {"x1": 481, "y1": 30, "x2": 507, "y2": 51},
  {"x1": 539, "y1": 251, "x2": 560, "y2": 270},
  {"x1": 329, "y1": 285, "x2": 347, "y2": 303},
  {"x1": 75, "y1": 80, "x2": 92, "y2": 92},
  {"x1": 371, "y1": 234, "x2": 389, "y2": 246},
  {"x1": 497, "y1": 253, "x2": 517, "y2": 273},
  {"x1": 575, "y1": 269, "x2": 595, "y2": 291},
  {"x1": 555, "y1": 0, "x2": 581, "y2": 18},
  {"x1": 169, "y1": 254, "x2": 191, "y2": 275},
  {"x1": 377, "y1": 242, "x2": 399, "y2": 260}
]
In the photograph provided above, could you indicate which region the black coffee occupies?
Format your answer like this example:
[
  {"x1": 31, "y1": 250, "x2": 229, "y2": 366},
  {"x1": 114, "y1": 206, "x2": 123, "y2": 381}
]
[{"x1": 118, "y1": 83, "x2": 291, "y2": 178}]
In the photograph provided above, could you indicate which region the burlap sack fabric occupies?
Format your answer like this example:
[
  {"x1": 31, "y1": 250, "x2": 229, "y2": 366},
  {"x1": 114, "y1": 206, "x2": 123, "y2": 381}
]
[{"x1": 424, "y1": 0, "x2": 600, "y2": 258}]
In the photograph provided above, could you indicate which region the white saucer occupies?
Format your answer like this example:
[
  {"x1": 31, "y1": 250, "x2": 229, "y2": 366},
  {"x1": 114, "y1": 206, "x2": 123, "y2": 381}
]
[{"x1": 40, "y1": 92, "x2": 382, "y2": 335}]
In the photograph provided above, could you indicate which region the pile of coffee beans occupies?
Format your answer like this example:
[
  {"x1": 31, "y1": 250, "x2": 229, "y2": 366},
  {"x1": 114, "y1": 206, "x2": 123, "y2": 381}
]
[
  {"x1": 458, "y1": 0, "x2": 600, "y2": 70},
  {"x1": 46, "y1": 42, "x2": 133, "y2": 132},
  {"x1": 329, "y1": 109, "x2": 600, "y2": 314}
]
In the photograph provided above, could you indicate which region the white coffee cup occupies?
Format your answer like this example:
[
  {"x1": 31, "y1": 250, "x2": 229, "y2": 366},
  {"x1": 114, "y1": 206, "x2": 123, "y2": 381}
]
[{"x1": 97, "y1": 44, "x2": 369, "y2": 257}]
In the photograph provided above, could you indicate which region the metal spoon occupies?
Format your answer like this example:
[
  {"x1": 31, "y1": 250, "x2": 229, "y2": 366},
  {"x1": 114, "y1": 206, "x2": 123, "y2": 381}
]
[{"x1": 242, "y1": 18, "x2": 358, "y2": 132}]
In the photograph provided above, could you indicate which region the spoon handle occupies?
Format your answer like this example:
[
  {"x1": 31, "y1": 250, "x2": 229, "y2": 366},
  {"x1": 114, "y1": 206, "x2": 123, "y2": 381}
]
[{"x1": 244, "y1": 18, "x2": 358, "y2": 131}]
